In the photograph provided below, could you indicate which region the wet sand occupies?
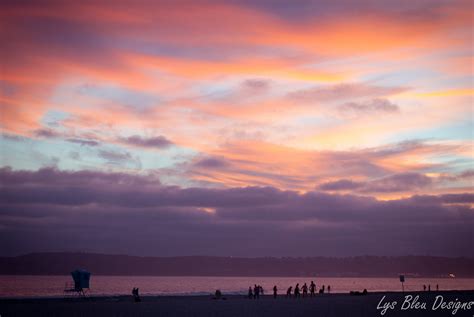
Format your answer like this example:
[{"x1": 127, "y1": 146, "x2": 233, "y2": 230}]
[{"x1": 1, "y1": 290, "x2": 473, "y2": 317}]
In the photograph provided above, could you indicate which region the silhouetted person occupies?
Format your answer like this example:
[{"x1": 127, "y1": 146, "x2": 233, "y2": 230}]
[
  {"x1": 259, "y1": 285, "x2": 264, "y2": 295},
  {"x1": 310, "y1": 281, "x2": 316, "y2": 296},
  {"x1": 132, "y1": 287, "x2": 141, "y2": 302},
  {"x1": 363, "y1": 289, "x2": 368, "y2": 295},
  {"x1": 302, "y1": 283, "x2": 308, "y2": 297},
  {"x1": 428, "y1": 284, "x2": 431, "y2": 292},
  {"x1": 328, "y1": 285, "x2": 331, "y2": 293},
  {"x1": 254, "y1": 284, "x2": 260, "y2": 299},
  {"x1": 423, "y1": 285, "x2": 426, "y2": 291},
  {"x1": 436, "y1": 284, "x2": 439, "y2": 291},
  {"x1": 214, "y1": 289, "x2": 222, "y2": 299},
  {"x1": 286, "y1": 286, "x2": 292, "y2": 297},
  {"x1": 248, "y1": 287, "x2": 253, "y2": 299},
  {"x1": 273, "y1": 285, "x2": 277, "y2": 298},
  {"x1": 294, "y1": 283, "x2": 300, "y2": 298}
]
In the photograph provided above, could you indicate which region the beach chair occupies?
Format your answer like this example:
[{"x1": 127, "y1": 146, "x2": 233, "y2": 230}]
[{"x1": 64, "y1": 269, "x2": 91, "y2": 297}]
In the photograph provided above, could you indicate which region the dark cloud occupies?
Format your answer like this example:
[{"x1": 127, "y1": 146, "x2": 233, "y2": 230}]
[
  {"x1": 409, "y1": 193, "x2": 474, "y2": 205},
  {"x1": 9, "y1": 131, "x2": 100, "y2": 147},
  {"x1": 66, "y1": 138, "x2": 100, "y2": 146},
  {"x1": 33, "y1": 128, "x2": 60, "y2": 138},
  {"x1": 438, "y1": 169, "x2": 474, "y2": 183},
  {"x1": 241, "y1": 79, "x2": 271, "y2": 91},
  {"x1": 98, "y1": 149, "x2": 133, "y2": 163},
  {"x1": 319, "y1": 172, "x2": 432, "y2": 193},
  {"x1": 193, "y1": 157, "x2": 230, "y2": 169},
  {"x1": 120, "y1": 135, "x2": 173, "y2": 149},
  {"x1": 0, "y1": 167, "x2": 472, "y2": 257},
  {"x1": 97, "y1": 150, "x2": 142, "y2": 169},
  {"x1": 436, "y1": 193, "x2": 474, "y2": 204},
  {"x1": 0, "y1": 167, "x2": 160, "y2": 187},
  {"x1": 1, "y1": 133, "x2": 26, "y2": 142},
  {"x1": 339, "y1": 98, "x2": 399, "y2": 114}
]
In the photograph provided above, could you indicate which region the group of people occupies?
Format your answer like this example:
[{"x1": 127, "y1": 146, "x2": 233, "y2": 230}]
[
  {"x1": 248, "y1": 281, "x2": 330, "y2": 299},
  {"x1": 248, "y1": 284, "x2": 265, "y2": 299},
  {"x1": 286, "y1": 282, "x2": 330, "y2": 298},
  {"x1": 423, "y1": 284, "x2": 439, "y2": 291},
  {"x1": 131, "y1": 281, "x2": 441, "y2": 301}
]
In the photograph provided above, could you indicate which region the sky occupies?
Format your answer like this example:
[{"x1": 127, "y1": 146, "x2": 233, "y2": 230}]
[{"x1": 0, "y1": 0, "x2": 473, "y2": 257}]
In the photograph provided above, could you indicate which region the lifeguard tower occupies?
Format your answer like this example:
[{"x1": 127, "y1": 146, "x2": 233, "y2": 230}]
[{"x1": 64, "y1": 269, "x2": 91, "y2": 297}]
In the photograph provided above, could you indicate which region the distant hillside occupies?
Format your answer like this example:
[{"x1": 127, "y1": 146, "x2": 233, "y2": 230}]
[{"x1": 0, "y1": 253, "x2": 472, "y2": 277}]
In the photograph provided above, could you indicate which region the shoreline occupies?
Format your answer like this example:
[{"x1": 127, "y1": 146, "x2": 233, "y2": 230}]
[
  {"x1": 1, "y1": 289, "x2": 473, "y2": 301},
  {"x1": 0, "y1": 289, "x2": 472, "y2": 299},
  {"x1": 1, "y1": 290, "x2": 473, "y2": 317}
]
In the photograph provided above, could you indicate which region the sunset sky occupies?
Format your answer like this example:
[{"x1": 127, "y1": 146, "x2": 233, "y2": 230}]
[{"x1": 1, "y1": 0, "x2": 473, "y2": 257}]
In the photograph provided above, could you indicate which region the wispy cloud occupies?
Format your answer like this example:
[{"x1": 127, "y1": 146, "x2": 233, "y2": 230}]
[
  {"x1": 119, "y1": 135, "x2": 173, "y2": 149},
  {"x1": 287, "y1": 83, "x2": 408, "y2": 103},
  {"x1": 339, "y1": 98, "x2": 399, "y2": 115},
  {"x1": 66, "y1": 138, "x2": 100, "y2": 146}
]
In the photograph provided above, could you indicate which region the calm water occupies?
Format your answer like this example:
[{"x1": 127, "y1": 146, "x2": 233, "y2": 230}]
[{"x1": 0, "y1": 276, "x2": 473, "y2": 298}]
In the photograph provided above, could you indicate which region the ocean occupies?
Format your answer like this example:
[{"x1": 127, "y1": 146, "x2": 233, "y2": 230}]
[{"x1": 1, "y1": 276, "x2": 473, "y2": 298}]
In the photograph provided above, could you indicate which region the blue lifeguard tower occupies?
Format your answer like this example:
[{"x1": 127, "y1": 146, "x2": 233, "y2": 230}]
[{"x1": 64, "y1": 269, "x2": 91, "y2": 296}]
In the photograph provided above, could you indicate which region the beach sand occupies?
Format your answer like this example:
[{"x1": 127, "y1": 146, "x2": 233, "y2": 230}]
[{"x1": 1, "y1": 290, "x2": 473, "y2": 317}]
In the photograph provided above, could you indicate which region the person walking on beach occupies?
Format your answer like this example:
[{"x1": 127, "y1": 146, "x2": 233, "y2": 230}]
[
  {"x1": 423, "y1": 285, "x2": 426, "y2": 291},
  {"x1": 259, "y1": 285, "x2": 264, "y2": 295},
  {"x1": 248, "y1": 286, "x2": 253, "y2": 299},
  {"x1": 254, "y1": 284, "x2": 260, "y2": 299},
  {"x1": 273, "y1": 285, "x2": 277, "y2": 298},
  {"x1": 294, "y1": 283, "x2": 300, "y2": 298},
  {"x1": 302, "y1": 283, "x2": 308, "y2": 297},
  {"x1": 310, "y1": 281, "x2": 316, "y2": 297},
  {"x1": 428, "y1": 284, "x2": 431, "y2": 292},
  {"x1": 286, "y1": 286, "x2": 292, "y2": 297},
  {"x1": 436, "y1": 284, "x2": 439, "y2": 291},
  {"x1": 328, "y1": 285, "x2": 331, "y2": 294}
]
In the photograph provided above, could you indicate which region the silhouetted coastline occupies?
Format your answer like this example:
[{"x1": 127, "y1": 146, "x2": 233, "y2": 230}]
[{"x1": 1, "y1": 253, "x2": 473, "y2": 277}]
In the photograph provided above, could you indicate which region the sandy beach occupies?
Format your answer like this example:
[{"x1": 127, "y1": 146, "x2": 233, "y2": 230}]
[{"x1": 1, "y1": 290, "x2": 473, "y2": 317}]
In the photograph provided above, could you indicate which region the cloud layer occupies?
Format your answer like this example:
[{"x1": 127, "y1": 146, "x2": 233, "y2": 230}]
[{"x1": 0, "y1": 167, "x2": 472, "y2": 257}]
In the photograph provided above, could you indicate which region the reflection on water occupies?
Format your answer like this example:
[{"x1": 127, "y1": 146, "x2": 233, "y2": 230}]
[{"x1": 0, "y1": 276, "x2": 473, "y2": 297}]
